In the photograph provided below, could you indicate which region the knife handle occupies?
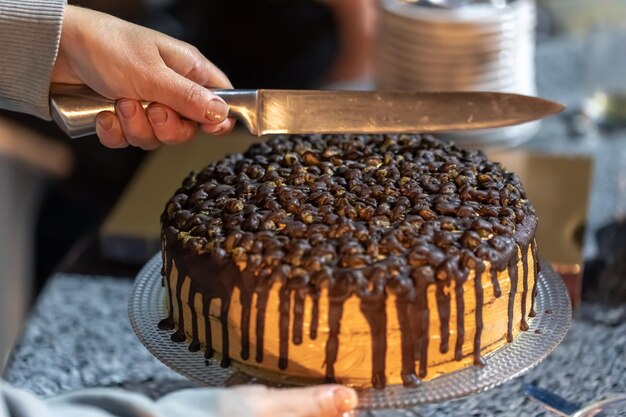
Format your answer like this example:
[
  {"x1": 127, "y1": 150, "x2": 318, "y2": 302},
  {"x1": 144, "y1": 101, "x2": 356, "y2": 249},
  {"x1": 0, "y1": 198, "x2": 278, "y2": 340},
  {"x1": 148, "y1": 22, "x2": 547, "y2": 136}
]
[{"x1": 49, "y1": 84, "x2": 259, "y2": 138}]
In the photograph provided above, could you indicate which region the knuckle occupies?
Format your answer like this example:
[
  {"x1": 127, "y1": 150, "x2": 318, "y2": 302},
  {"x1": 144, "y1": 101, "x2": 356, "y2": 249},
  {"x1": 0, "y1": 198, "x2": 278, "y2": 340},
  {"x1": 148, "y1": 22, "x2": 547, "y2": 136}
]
[
  {"x1": 155, "y1": 129, "x2": 183, "y2": 145},
  {"x1": 184, "y1": 83, "x2": 204, "y2": 108},
  {"x1": 100, "y1": 134, "x2": 127, "y2": 149},
  {"x1": 186, "y1": 59, "x2": 205, "y2": 81}
]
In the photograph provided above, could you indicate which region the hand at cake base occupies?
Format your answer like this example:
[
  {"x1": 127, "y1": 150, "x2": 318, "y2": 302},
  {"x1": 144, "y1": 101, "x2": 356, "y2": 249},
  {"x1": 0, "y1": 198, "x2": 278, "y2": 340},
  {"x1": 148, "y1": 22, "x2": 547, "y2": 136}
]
[{"x1": 228, "y1": 385, "x2": 358, "y2": 417}]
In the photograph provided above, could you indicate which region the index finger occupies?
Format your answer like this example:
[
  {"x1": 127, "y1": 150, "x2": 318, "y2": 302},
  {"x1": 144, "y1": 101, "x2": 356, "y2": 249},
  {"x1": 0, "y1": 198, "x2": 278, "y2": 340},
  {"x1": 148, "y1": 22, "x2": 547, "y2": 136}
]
[
  {"x1": 158, "y1": 40, "x2": 233, "y2": 88},
  {"x1": 141, "y1": 68, "x2": 230, "y2": 125}
]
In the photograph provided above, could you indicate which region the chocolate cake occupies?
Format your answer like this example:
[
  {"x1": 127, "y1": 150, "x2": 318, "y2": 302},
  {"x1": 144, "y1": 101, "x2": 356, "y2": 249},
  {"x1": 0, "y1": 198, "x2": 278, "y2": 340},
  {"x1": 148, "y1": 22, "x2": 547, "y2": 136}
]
[{"x1": 159, "y1": 134, "x2": 538, "y2": 388}]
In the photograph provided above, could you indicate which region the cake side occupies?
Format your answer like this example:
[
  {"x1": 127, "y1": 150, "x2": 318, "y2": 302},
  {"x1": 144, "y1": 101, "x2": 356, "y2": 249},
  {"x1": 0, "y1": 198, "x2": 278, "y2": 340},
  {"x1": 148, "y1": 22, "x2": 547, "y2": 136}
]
[
  {"x1": 159, "y1": 134, "x2": 539, "y2": 388},
  {"x1": 162, "y1": 240, "x2": 537, "y2": 387}
]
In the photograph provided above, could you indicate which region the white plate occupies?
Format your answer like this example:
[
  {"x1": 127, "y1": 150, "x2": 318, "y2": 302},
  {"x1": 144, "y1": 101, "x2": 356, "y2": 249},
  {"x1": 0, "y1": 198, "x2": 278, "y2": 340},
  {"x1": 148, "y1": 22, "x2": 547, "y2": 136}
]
[
  {"x1": 380, "y1": 0, "x2": 536, "y2": 25},
  {"x1": 379, "y1": 11, "x2": 536, "y2": 39}
]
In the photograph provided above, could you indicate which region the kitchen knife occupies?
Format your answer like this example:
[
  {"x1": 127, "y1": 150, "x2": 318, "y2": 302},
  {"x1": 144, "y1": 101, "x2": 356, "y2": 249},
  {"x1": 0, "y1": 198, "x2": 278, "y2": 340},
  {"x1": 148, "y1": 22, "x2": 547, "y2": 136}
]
[{"x1": 49, "y1": 84, "x2": 564, "y2": 138}]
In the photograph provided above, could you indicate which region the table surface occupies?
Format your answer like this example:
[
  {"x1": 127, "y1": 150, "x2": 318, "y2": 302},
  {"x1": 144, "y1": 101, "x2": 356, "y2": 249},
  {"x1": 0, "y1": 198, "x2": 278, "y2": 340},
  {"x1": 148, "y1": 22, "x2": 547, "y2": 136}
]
[{"x1": 5, "y1": 35, "x2": 626, "y2": 416}]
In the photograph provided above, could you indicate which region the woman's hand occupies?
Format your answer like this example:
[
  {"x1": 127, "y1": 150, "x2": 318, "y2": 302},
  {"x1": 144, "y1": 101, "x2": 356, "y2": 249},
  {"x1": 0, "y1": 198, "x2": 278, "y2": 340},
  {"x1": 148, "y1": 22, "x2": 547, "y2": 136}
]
[
  {"x1": 157, "y1": 384, "x2": 359, "y2": 417},
  {"x1": 230, "y1": 385, "x2": 358, "y2": 417},
  {"x1": 52, "y1": 6, "x2": 235, "y2": 150}
]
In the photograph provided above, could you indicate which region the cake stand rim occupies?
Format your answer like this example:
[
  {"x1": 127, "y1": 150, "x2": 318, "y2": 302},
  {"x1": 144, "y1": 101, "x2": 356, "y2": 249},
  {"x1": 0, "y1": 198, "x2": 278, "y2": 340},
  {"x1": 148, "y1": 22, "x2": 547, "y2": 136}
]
[{"x1": 128, "y1": 252, "x2": 572, "y2": 409}]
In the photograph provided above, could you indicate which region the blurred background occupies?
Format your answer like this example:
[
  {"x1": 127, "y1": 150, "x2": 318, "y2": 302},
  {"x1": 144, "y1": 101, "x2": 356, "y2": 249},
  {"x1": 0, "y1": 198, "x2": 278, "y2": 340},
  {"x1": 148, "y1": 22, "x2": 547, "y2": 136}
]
[{"x1": 2, "y1": 0, "x2": 626, "y2": 368}]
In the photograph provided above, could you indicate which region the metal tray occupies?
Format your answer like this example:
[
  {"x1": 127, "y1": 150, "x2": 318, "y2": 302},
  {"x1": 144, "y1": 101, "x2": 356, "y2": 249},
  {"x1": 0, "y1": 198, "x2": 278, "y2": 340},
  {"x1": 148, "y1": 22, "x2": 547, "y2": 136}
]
[{"x1": 129, "y1": 254, "x2": 571, "y2": 410}]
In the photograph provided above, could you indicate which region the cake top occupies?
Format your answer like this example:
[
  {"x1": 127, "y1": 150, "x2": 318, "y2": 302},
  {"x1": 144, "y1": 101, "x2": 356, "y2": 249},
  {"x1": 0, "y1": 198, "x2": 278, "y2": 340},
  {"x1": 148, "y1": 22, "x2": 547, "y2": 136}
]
[{"x1": 162, "y1": 134, "x2": 536, "y2": 289}]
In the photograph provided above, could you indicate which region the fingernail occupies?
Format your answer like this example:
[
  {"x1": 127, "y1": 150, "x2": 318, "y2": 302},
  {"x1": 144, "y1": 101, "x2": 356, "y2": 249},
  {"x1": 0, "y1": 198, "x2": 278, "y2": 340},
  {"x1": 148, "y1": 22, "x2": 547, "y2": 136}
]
[
  {"x1": 148, "y1": 108, "x2": 168, "y2": 127},
  {"x1": 332, "y1": 387, "x2": 358, "y2": 413},
  {"x1": 118, "y1": 100, "x2": 137, "y2": 118},
  {"x1": 205, "y1": 98, "x2": 229, "y2": 123},
  {"x1": 97, "y1": 113, "x2": 113, "y2": 131}
]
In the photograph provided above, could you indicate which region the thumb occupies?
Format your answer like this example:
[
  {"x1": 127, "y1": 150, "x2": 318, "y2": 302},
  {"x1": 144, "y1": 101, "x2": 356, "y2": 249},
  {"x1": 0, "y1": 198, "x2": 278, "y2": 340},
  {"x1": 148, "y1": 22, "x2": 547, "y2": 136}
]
[
  {"x1": 233, "y1": 385, "x2": 358, "y2": 417},
  {"x1": 143, "y1": 68, "x2": 230, "y2": 125}
]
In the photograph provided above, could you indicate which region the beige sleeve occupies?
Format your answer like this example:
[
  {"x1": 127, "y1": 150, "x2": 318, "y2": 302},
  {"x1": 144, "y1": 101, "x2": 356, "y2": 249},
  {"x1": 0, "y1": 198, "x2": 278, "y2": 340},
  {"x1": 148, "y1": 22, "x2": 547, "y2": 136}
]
[{"x1": 0, "y1": 0, "x2": 66, "y2": 120}]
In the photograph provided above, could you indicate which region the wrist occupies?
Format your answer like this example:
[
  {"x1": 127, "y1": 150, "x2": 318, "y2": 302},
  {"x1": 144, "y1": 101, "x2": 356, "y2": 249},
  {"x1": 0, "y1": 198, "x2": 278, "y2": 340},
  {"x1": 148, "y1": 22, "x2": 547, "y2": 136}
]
[{"x1": 52, "y1": 6, "x2": 86, "y2": 84}]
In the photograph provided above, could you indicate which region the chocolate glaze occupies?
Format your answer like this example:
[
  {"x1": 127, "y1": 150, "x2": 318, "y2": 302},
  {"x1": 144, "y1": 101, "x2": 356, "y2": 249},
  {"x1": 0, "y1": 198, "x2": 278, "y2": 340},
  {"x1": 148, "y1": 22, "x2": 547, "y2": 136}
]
[
  {"x1": 160, "y1": 134, "x2": 539, "y2": 388},
  {"x1": 506, "y1": 252, "x2": 519, "y2": 343},
  {"x1": 435, "y1": 280, "x2": 451, "y2": 354},
  {"x1": 473, "y1": 259, "x2": 486, "y2": 367},
  {"x1": 396, "y1": 297, "x2": 419, "y2": 387},
  {"x1": 157, "y1": 253, "x2": 175, "y2": 331},
  {"x1": 454, "y1": 278, "x2": 465, "y2": 361},
  {"x1": 292, "y1": 291, "x2": 305, "y2": 345},
  {"x1": 490, "y1": 265, "x2": 501, "y2": 298},
  {"x1": 520, "y1": 245, "x2": 530, "y2": 331},
  {"x1": 414, "y1": 273, "x2": 430, "y2": 379},
  {"x1": 359, "y1": 277, "x2": 388, "y2": 389},
  {"x1": 278, "y1": 286, "x2": 291, "y2": 370},
  {"x1": 324, "y1": 299, "x2": 344, "y2": 383},
  {"x1": 310, "y1": 289, "x2": 320, "y2": 340},
  {"x1": 203, "y1": 296, "x2": 214, "y2": 359},
  {"x1": 188, "y1": 288, "x2": 200, "y2": 352},
  {"x1": 529, "y1": 240, "x2": 539, "y2": 317},
  {"x1": 254, "y1": 289, "x2": 269, "y2": 363}
]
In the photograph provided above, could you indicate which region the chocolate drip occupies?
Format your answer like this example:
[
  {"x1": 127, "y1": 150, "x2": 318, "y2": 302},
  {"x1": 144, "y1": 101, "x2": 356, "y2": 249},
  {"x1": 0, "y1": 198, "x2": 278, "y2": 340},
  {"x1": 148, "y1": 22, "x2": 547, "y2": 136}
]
[
  {"x1": 506, "y1": 251, "x2": 519, "y2": 343},
  {"x1": 203, "y1": 297, "x2": 214, "y2": 359},
  {"x1": 519, "y1": 245, "x2": 530, "y2": 331},
  {"x1": 292, "y1": 291, "x2": 305, "y2": 345},
  {"x1": 219, "y1": 297, "x2": 231, "y2": 367},
  {"x1": 416, "y1": 292, "x2": 430, "y2": 378},
  {"x1": 410, "y1": 272, "x2": 430, "y2": 379},
  {"x1": 255, "y1": 290, "x2": 269, "y2": 363},
  {"x1": 454, "y1": 279, "x2": 465, "y2": 361},
  {"x1": 435, "y1": 281, "x2": 451, "y2": 354},
  {"x1": 158, "y1": 279, "x2": 175, "y2": 330},
  {"x1": 324, "y1": 300, "x2": 344, "y2": 383},
  {"x1": 158, "y1": 252, "x2": 175, "y2": 330},
  {"x1": 360, "y1": 295, "x2": 388, "y2": 389},
  {"x1": 278, "y1": 286, "x2": 291, "y2": 370},
  {"x1": 395, "y1": 298, "x2": 419, "y2": 387},
  {"x1": 171, "y1": 264, "x2": 188, "y2": 343},
  {"x1": 188, "y1": 290, "x2": 201, "y2": 352},
  {"x1": 490, "y1": 265, "x2": 501, "y2": 298},
  {"x1": 529, "y1": 240, "x2": 539, "y2": 317},
  {"x1": 239, "y1": 285, "x2": 253, "y2": 360},
  {"x1": 473, "y1": 263, "x2": 486, "y2": 367},
  {"x1": 310, "y1": 289, "x2": 320, "y2": 340}
]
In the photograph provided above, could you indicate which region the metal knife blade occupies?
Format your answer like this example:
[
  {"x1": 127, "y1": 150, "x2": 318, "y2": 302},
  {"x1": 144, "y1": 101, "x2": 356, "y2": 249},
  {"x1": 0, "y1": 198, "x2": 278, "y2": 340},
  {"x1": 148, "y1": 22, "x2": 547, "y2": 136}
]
[
  {"x1": 524, "y1": 384, "x2": 583, "y2": 417},
  {"x1": 238, "y1": 90, "x2": 564, "y2": 135},
  {"x1": 49, "y1": 84, "x2": 564, "y2": 138}
]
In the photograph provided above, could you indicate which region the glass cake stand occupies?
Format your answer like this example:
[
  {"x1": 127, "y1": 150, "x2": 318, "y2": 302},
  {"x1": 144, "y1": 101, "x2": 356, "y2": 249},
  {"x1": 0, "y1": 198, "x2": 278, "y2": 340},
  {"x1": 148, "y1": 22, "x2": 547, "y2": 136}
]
[{"x1": 129, "y1": 253, "x2": 571, "y2": 410}]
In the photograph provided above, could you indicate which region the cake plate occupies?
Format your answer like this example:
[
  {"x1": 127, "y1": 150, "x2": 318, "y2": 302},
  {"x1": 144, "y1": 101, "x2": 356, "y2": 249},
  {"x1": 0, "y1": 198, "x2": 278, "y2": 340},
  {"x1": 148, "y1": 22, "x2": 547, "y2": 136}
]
[{"x1": 129, "y1": 253, "x2": 571, "y2": 410}]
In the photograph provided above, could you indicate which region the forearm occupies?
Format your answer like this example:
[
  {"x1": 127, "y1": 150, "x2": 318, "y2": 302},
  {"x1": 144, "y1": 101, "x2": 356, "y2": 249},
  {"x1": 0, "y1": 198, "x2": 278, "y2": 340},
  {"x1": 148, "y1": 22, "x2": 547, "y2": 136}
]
[
  {"x1": 0, "y1": 381, "x2": 228, "y2": 417},
  {"x1": 0, "y1": 0, "x2": 66, "y2": 120},
  {"x1": 0, "y1": 380, "x2": 356, "y2": 417}
]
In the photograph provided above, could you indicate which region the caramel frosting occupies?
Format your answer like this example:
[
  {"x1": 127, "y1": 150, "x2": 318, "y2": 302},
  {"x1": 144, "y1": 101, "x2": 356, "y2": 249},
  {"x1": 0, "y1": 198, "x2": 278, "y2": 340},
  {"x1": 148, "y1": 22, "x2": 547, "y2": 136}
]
[{"x1": 159, "y1": 134, "x2": 539, "y2": 388}]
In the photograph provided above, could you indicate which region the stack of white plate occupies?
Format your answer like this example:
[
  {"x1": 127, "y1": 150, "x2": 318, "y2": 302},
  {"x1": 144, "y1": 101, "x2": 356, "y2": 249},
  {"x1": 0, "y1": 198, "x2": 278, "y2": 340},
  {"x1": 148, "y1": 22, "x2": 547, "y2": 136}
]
[{"x1": 376, "y1": 0, "x2": 539, "y2": 148}]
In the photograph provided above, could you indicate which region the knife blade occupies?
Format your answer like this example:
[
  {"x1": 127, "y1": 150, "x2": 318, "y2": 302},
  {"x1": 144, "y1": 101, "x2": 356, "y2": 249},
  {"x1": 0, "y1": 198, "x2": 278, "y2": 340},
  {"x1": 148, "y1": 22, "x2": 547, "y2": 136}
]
[
  {"x1": 523, "y1": 384, "x2": 603, "y2": 417},
  {"x1": 49, "y1": 84, "x2": 564, "y2": 138}
]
